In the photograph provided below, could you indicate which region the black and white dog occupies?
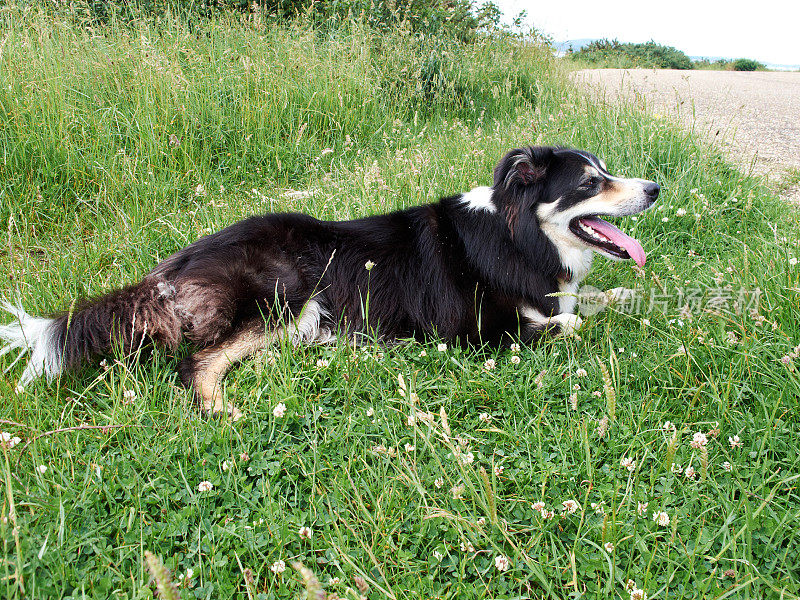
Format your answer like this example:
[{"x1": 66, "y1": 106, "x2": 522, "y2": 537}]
[{"x1": 1, "y1": 146, "x2": 658, "y2": 418}]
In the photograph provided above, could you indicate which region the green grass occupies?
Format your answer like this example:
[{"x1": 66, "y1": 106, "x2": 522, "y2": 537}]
[{"x1": 2, "y1": 5, "x2": 800, "y2": 600}]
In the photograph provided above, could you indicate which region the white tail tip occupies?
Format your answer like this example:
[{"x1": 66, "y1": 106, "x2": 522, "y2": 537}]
[{"x1": 0, "y1": 300, "x2": 63, "y2": 387}]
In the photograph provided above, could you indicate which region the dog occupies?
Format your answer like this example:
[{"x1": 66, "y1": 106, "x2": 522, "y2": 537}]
[{"x1": 0, "y1": 146, "x2": 658, "y2": 419}]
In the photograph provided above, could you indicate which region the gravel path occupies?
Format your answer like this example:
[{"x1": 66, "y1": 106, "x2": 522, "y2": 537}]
[{"x1": 574, "y1": 69, "x2": 800, "y2": 204}]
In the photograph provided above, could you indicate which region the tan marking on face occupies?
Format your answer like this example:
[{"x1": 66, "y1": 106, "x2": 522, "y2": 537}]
[{"x1": 590, "y1": 179, "x2": 644, "y2": 208}]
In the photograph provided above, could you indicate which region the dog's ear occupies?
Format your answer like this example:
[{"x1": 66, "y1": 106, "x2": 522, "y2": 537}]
[{"x1": 494, "y1": 146, "x2": 553, "y2": 189}]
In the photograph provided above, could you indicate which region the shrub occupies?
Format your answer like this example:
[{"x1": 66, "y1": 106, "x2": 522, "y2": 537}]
[
  {"x1": 64, "y1": 0, "x2": 501, "y2": 41},
  {"x1": 569, "y1": 39, "x2": 694, "y2": 70},
  {"x1": 733, "y1": 58, "x2": 764, "y2": 71}
]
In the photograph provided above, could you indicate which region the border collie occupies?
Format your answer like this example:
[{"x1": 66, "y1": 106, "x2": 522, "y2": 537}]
[{"x1": 1, "y1": 146, "x2": 658, "y2": 418}]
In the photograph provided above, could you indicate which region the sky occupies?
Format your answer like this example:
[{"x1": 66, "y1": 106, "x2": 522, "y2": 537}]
[{"x1": 493, "y1": 0, "x2": 800, "y2": 66}]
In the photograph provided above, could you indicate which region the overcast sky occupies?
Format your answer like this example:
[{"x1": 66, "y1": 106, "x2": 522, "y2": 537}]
[{"x1": 493, "y1": 0, "x2": 800, "y2": 66}]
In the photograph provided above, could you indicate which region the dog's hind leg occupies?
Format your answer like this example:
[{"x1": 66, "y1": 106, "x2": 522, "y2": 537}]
[{"x1": 178, "y1": 319, "x2": 267, "y2": 420}]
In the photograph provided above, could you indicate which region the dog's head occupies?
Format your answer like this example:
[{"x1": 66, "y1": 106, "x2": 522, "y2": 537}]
[{"x1": 491, "y1": 146, "x2": 659, "y2": 268}]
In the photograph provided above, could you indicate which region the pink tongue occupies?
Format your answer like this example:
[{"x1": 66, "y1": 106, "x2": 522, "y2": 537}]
[{"x1": 580, "y1": 216, "x2": 646, "y2": 268}]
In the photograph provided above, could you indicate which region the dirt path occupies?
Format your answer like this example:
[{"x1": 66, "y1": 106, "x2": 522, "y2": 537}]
[{"x1": 574, "y1": 69, "x2": 800, "y2": 204}]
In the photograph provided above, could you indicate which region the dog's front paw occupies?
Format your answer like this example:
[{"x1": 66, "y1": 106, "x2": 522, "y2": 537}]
[{"x1": 552, "y1": 313, "x2": 583, "y2": 336}]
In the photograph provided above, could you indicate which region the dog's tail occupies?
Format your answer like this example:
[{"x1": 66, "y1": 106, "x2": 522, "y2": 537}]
[{"x1": 0, "y1": 279, "x2": 183, "y2": 391}]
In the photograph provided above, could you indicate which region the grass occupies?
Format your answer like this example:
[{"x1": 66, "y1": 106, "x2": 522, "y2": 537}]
[{"x1": 2, "y1": 4, "x2": 800, "y2": 600}]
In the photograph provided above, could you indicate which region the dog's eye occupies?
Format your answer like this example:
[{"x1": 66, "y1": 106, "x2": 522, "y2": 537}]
[{"x1": 580, "y1": 177, "x2": 602, "y2": 189}]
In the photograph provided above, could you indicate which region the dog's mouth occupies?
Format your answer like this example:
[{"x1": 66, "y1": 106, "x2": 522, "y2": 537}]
[{"x1": 568, "y1": 215, "x2": 646, "y2": 267}]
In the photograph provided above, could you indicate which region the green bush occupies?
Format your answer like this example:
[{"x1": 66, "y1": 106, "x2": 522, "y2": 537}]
[
  {"x1": 63, "y1": 0, "x2": 501, "y2": 41},
  {"x1": 733, "y1": 58, "x2": 764, "y2": 71},
  {"x1": 569, "y1": 39, "x2": 693, "y2": 70}
]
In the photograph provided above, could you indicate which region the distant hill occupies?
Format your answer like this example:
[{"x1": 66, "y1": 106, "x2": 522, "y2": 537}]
[{"x1": 554, "y1": 39, "x2": 598, "y2": 56}]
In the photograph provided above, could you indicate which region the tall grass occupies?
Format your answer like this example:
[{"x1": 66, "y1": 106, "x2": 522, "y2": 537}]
[{"x1": 1, "y1": 4, "x2": 799, "y2": 600}]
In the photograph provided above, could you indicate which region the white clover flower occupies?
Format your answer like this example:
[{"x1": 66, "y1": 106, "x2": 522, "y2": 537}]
[
  {"x1": 494, "y1": 465, "x2": 504, "y2": 476},
  {"x1": 198, "y1": 481, "x2": 213, "y2": 492},
  {"x1": 663, "y1": 421, "x2": 676, "y2": 432},
  {"x1": 510, "y1": 355, "x2": 521, "y2": 365},
  {"x1": 270, "y1": 560, "x2": 286, "y2": 574},
  {"x1": 123, "y1": 389, "x2": 136, "y2": 400},
  {"x1": 510, "y1": 343, "x2": 520, "y2": 353},
  {"x1": 298, "y1": 526, "x2": 312, "y2": 540},
  {"x1": 591, "y1": 502, "x2": 605, "y2": 515},
  {"x1": 790, "y1": 257, "x2": 798, "y2": 266},
  {"x1": 437, "y1": 343, "x2": 448, "y2": 352},
  {"x1": 418, "y1": 350, "x2": 427, "y2": 357},
  {"x1": 604, "y1": 542, "x2": 614, "y2": 553},
  {"x1": 434, "y1": 477, "x2": 444, "y2": 489},
  {"x1": 652, "y1": 511, "x2": 670, "y2": 527},
  {"x1": 477, "y1": 517, "x2": 486, "y2": 526},
  {"x1": 459, "y1": 451, "x2": 474, "y2": 465},
  {"x1": 690, "y1": 431, "x2": 708, "y2": 449},
  {"x1": 671, "y1": 463, "x2": 683, "y2": 474},
  {"x1": 494, "y1": 555, "x2": 510, "y2": 572},
  {"x1": 630, "y1": 587, "x2": 648, "y2": 600},
  {"x1": 478, "y1": 412, "x2": 491, "y2": 423},
  {"x1": 637, "y1": 501, "x2": 648, "y2": 516},
  {"x1": 483, "y1": 358, "x2": 496, "y2": 371},
  {"x1": 194, "y1": 183, "x2": 207, "y2": 197},
  {"x1": 36, "y1": 464, "x2": 48, "y2": 474},
  {"x1": 596, "y1": 416, "x2": 609, "y2": 438},
  {"x1": 316, "y1": 358, "x2": 329, "y2": 368},
  {"x1": 729, "y1": 435, "x2": 742, "y2": 448},
  {"x1": 460, "y1": 540, "x2": 475, "y2": 553},
  {"x1": 620, "y1": 457, "x2": 636, "y2": 472},
  {"x1": 272, "y1": 402, "x2": 287, "y2": 418},
  {"x1": 451, "y1": 484, "x2": 465, "y2": 499},
  {"x1": 328, "y1": 576, "x2": 340, "y2": 585},
  {"x1": 676, "y1": 208, "x2": 687, "y2": 216},
  {"x1": 221, "y1": 460, "x2": 231, "y2": 472},
  {"x1": 364, "y1": 260, "x2": 375, "y2": 271},
  {"x1": 685, "y1": 465, "x2": 696, "y2": 480},
  {"x1": 575, "y1": 368, "x2": 588, "y2": 377},
  {"x1": 433, "y1": 550, "x2": 444, "y2": 561},
  {"x1": 404, "y1": 443, "x2": 415, "y2": 452},
  {"x1": 366, "y1": 407, "x2": 374, "y2": 417},
  {"x1": 532, "y1": 501, "x2": 545, "y2": 512},
  {"x1": 562, "y1": 499, "x2": 580, "y2": 514},
  {"x1": 722, "y1": 461, "x2": 732, "y2": 472},
  {"x1": 0, "y1": 432, "x2": 10, "y2": 444}
]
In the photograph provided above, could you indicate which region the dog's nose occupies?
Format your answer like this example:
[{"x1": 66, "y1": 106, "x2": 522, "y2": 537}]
[{"x1": 644, "y1": 182, "x2": 660, "y2": 200}]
